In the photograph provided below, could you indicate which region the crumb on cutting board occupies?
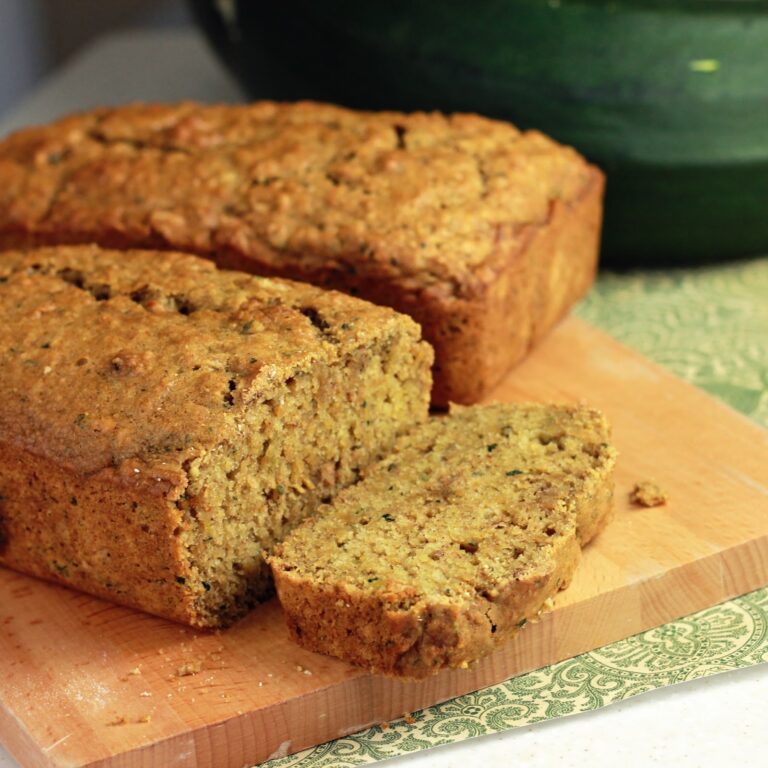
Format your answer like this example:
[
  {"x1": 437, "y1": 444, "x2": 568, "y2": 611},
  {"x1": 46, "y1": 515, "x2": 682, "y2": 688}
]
[
  {"x1": 119, "y1": 666, "x2": 142, "y2": 681},
  {"x1": 176, "y1": 661, "x2": 203, "y2": 677},
  {"x1": 630, "y1": 480, "x2": 668, "y2": 508},
  {"x1": 107, "y1": 714, "x2": 151, "y2": 726},
  {"x1": 107, "y1": 716, "x2": 126, "y2": 727}
]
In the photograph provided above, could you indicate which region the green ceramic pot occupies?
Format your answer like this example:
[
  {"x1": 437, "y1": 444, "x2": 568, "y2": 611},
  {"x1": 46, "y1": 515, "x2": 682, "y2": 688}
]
[{"x1": 189, "y1": 0, "x2": 768, "y2": 266}]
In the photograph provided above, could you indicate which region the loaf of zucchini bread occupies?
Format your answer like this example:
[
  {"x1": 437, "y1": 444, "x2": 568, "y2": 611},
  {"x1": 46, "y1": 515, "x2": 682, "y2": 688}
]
[
  {"x1": 270, "y1": 403, "x2": 616, "y2": 678},
  {"x1": 0, "y1": 245, "x2": 432, "y2": 626},
  {"x1": 0, "y1": 101, "x2": 603, "y2": 403}
]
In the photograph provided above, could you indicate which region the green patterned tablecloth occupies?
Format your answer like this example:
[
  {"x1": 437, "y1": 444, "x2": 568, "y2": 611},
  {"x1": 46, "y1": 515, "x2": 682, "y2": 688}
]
[{"x1": 265, "y1": 257, "x2": 768, "y2": 768}]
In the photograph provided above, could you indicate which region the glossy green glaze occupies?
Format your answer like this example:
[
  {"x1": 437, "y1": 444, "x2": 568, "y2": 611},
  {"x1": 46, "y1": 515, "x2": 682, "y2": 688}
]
[{"x1": 189, "y1": 0, "x2": 768, "y2": 264}]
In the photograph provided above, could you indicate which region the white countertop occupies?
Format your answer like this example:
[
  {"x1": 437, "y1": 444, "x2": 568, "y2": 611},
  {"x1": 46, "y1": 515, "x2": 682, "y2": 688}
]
[{"x1": 0, "y1": 29, "x2": 766, "y2": 768}]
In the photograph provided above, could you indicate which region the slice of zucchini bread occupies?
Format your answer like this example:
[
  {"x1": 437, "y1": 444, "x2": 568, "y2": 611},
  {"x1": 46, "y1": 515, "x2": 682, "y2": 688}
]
[
  {"x1": 0, "y1": 245, "x2": 432, "y2": 627},
  {"x1": 269, "y1": 403, "x2": 616, "y2": 678}
]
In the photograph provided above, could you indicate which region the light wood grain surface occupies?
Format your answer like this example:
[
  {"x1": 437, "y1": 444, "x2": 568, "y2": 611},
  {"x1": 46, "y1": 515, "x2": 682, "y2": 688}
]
[{"x1": 1, "y1": 316, "x2": 767, "y2": 768}]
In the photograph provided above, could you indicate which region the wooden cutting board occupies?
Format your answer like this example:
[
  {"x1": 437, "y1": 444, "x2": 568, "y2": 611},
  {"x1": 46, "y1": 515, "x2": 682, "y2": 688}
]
[{"x1": 2, "y1": 316, "x2": 767, "y2": 768}]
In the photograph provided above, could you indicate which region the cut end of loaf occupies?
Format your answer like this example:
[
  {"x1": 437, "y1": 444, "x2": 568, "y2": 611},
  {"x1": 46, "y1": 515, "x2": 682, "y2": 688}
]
[
  {"x1": 177, "y1": 325, "x2": 434, "y2": 627},
  {"x1": 270, "y1": 403, "x2": 617, "y2": 677}
]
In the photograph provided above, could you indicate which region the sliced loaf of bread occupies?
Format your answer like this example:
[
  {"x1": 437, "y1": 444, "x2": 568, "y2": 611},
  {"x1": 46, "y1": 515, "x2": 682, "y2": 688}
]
[
  {"x1": 0, "y1": 245, "x2": 432, "y2": 627},
  {"x1": 269, "y1": 403, "x2": 616, "y2": 678}
]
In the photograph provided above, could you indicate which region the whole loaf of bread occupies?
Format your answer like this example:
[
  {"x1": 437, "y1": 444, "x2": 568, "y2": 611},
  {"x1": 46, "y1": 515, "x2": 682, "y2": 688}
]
[
  {"x1": 0, "y1": 245, "x2": 432, "y2": 626},
  {"x1": 0, "y1": 101, "x2": 603, "y2": 403}
]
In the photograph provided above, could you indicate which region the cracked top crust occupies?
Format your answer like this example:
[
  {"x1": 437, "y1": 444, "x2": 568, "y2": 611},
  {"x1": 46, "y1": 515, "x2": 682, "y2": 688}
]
[
  {"x1": 0, "y1": 101, "x2": 594, "y2": 289},
  {"x1": 0, "y1": 245, "x2": 425, "y2": 479}
]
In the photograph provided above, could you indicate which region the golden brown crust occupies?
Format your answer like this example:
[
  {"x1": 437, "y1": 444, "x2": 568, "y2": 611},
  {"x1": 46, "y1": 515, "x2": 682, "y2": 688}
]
[
  {"x1": 275, "y1": 534, "x2": 582, "y2": 678},
  {"x1": 270, "y1": 403, "x2": 616, "y2": 677},
  {"x1": 0, "y1": 444, "x2": 196, "y2": 623},
  {"x1": 425, "y1": 171, "x2": 603, "y2": 404},
  {"x1": 0, "y1": 101, "x2": 602, "y2": 404},
  {"x1": 0, "y1": 245, "x2": 432, "y2": 626}
]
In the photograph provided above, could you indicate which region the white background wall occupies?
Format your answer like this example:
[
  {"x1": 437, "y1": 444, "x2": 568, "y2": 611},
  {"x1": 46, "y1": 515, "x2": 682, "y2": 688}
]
[{"x1": 0, "y1": 0, "x2": 190, "y2": 117}]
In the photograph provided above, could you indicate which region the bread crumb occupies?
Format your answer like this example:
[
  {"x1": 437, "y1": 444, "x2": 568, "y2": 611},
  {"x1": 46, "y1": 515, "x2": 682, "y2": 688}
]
[
  {"x1": 403, "y1": 713, "x2": 416, "y2": 725},
  {"x1": 630, "y1": 480, "x2": 667, "y2": 507},
  {"x1": 107, "y1": 713, "x2": 151, "y2": 726},
  {"x1": 380, "y1": 721, "x2": 390, "y2": 730},
  {"x1": 118, "y1": 665, "x2": 142, "y2": 682},
  {"x1": 107, "y1": 716, "x2": 127, "y2": 727},
  {"x1": 140, "y1": 691, "x2": 152, "y2": 697},
  {"x1": 176, "y1": 661, "x2": 203, "y2": 677}
]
